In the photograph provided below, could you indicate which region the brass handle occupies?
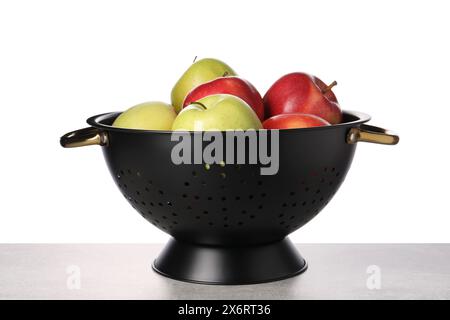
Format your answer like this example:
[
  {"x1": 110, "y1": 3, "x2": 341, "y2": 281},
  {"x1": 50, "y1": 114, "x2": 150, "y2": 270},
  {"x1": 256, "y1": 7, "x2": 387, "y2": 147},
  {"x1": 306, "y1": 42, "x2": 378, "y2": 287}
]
[
  {"x1": 347, "y1": 124, "x2": 399, "y2": 145},
  {"x1": 60, "y1": 127, "x2": 108, "y2": 148}
]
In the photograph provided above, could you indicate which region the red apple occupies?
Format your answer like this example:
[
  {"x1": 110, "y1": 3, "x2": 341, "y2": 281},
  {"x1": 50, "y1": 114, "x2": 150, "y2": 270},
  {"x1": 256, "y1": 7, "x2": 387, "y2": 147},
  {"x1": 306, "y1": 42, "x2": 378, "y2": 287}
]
[
  {"x1": 263, "y1": 73, "x2": 342, "y2": 124},
  {"x1": 183, "y1": 76, "x2": 265, "y2": 121},
  {"x1": 263, "y1": 113, "x2": 330, "y2": 129}
]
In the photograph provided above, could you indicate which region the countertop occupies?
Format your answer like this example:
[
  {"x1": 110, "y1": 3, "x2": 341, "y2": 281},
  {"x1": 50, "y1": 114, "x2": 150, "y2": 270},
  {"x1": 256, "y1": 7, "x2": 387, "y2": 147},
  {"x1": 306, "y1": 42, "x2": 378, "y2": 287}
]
[{"x1": 0, "y1": 244, "x2": 449, "y2": 299}]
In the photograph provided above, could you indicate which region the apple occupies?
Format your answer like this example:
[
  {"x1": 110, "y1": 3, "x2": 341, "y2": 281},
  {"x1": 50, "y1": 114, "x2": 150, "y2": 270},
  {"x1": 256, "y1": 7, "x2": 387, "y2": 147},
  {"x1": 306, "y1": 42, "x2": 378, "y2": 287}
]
[
  {"x1": 172, "y1": 94, "x2": 262, "y2": 131},
  {"x1": 171, "y1": 58, "x2": 236, "y2": 113},
  {"x1": 263, "y1": 113, "x2": 330, "y2": 129},
  {"x1": 263, "y1": 72, "x2": 342, "y2": 124},
  {"x1": 183, "y1": 76, "x2": 265, "y2": 121},
  {"x1": 112, "y1": 101, "x2": 176, "y2": 130}
]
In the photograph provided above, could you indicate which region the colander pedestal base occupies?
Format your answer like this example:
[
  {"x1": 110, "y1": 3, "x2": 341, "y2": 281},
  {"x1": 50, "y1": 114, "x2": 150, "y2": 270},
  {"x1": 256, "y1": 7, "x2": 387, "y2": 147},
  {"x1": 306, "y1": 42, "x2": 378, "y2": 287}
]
[{"x1": 152, "y1": 237, "x2": 307, "y2": 285}]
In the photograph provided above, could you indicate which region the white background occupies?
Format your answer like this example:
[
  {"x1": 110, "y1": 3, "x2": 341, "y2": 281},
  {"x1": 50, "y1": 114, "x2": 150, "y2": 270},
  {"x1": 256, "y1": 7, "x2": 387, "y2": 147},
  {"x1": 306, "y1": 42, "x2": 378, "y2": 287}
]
[{"x1": 0, "y1": 0, "x2": 449, "y2": 243}]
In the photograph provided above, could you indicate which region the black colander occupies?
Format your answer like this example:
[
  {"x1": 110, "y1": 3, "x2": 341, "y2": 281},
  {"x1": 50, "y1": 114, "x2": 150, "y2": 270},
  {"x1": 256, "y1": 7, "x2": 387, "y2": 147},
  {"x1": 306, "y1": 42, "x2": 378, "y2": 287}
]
[{"x1": 60, "y1": 110, "x2": 398, "y2": 284}]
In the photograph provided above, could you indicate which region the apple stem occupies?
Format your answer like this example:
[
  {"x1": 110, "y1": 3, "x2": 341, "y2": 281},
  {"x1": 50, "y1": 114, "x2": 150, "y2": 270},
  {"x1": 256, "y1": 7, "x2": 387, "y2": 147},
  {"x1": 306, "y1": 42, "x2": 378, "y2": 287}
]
[
  {"x1": 190, "y1": 101, "x2": 207, "y2": 110},
  {"x1": 322, "y1": 81, "x2": 337, "y2": 94},
  {"x1": 193, "y1": 56, "x2": 198, "y2": 63}
]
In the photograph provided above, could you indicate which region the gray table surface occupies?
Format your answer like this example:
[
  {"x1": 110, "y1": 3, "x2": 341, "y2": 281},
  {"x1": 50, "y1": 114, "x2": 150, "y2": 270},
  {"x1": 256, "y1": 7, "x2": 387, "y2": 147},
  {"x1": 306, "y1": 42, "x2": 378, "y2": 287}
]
[{"x1": 0, "y1": 244, "x2": 449, "y2": 300}]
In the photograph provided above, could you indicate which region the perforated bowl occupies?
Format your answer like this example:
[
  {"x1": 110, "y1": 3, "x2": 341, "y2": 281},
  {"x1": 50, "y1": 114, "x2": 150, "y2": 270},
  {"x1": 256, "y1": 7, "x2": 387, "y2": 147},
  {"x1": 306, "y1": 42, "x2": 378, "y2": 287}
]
[{"x1": 60, "y1": 110, "x2": 398, "y2": 284}]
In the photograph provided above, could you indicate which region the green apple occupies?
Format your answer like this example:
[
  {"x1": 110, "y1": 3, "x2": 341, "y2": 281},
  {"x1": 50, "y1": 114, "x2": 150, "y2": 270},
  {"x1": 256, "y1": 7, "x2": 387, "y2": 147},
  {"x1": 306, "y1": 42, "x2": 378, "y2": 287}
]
[
  {"x1": 171, "y1": 58, "x2": 236, "y2": 113},
  {"x1": 112, "y1": 101, "x2": 176, "y2": 130},
  {"x1": 172, "y1": 94, "x2": 262, "y2": 131}
]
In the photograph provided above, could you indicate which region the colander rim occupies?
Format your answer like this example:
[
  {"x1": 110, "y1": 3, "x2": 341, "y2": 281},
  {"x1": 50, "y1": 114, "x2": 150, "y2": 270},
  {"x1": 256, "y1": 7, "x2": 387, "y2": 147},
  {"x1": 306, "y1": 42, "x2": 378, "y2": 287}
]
[{"x1": 87, "y1": 110, "x2": 371, "y2": 134}]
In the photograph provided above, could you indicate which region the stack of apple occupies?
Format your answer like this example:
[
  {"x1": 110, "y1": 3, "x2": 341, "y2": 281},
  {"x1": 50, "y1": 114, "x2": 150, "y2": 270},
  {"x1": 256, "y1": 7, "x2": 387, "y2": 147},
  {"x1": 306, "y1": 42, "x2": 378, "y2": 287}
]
[{"x1": 113, "y1": 58, "x2": 342, "y2": 130}]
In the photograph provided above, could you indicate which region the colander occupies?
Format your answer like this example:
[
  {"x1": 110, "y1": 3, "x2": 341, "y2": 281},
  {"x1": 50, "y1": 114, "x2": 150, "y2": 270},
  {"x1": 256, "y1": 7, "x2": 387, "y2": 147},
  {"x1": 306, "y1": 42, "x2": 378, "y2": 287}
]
[{"x1": 60, "y1": 110, "x2": 398, "y2": 284}]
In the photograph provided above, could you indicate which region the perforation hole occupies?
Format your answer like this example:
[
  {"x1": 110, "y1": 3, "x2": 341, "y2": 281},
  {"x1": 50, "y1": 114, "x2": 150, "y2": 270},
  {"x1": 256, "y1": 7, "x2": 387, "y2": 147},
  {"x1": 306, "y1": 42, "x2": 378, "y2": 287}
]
[{"x1": 184, "y1": 182, "x2": 189, "y2": 187}]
